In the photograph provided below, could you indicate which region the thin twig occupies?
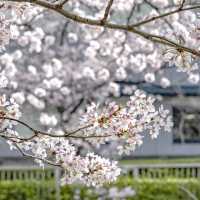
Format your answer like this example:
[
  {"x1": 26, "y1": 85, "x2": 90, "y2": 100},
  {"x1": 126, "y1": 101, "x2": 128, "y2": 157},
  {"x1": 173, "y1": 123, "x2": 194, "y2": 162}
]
[
  {"x1": 131, "y1": 4, "x2": 200, "y2": 27},
  {"x1": 55, "y1": 0, "x2": 69, "y2": 8},
  {"x1": 1, "y1": 116, "x2": 35, "y2": 132},
  {"x1": 101, "y1": 0, "x2": 114, "y2": 24},
  {"x1": 144, "y1": 0, "x2": 174, "y2": 30},
  {"x1": 13, "y1": 143, "x2": 61, "y2": 167},
  {"x1": 179, "y1": 0, "x2": 186, "y2": 10}
]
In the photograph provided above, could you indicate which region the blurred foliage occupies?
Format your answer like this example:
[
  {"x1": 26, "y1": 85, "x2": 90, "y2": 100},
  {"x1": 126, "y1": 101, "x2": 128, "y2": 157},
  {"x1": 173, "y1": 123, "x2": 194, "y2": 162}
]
[
  {"x1": 0, "y1": 180, "x2": 56, "y2": 200},
  {"x1": 0, "y1": 178, "x2": 200, "y2": 199}
]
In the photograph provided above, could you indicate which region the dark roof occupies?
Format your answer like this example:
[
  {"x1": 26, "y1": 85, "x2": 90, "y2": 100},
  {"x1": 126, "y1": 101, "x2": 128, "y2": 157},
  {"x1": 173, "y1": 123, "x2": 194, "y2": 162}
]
[
  {"x1": 117, "y1": 81, "x2": 200, "y2": 96},
  {"x1": 139, "y1": 85, "x2": 200, "y2": 96}
]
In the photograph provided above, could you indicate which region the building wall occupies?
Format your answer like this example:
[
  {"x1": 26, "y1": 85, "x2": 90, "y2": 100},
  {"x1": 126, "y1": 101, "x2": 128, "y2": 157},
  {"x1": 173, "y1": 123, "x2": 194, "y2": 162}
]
[
  {"x1": 133, "y1": 130, "x2": 200, "y2": 157},
  {"x1": 133, "y1": 96, "x2": 200, "y2": 157}
]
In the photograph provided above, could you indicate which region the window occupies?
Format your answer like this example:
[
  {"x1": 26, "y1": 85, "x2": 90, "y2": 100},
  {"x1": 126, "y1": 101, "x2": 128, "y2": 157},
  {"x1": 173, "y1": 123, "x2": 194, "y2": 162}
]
[{"x1": 173, "y1": 106, "x2": 200, "y2": 143}]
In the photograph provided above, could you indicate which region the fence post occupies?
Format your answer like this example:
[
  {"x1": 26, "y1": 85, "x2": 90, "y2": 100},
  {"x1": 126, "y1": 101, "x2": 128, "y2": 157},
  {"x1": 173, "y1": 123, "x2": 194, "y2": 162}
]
[
  {"x1": 133, "y1": 167, "x2": 139, "y2": 178},
  {"x1": 197, "y1": 168, "x2": 200, "y2": 177},
  {"x1": 55, "y1": 168, "x2": 61, "y2": 200}
]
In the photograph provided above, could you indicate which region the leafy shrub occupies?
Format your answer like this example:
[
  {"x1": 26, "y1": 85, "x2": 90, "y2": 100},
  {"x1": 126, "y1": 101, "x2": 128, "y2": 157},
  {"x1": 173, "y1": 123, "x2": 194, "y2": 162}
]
[
  {"x1": 0, "y1": 180, "x2": 55, "y2": 200},
  {"x1": 1, "y1": 178, "x2": 200, "y2": 200}
]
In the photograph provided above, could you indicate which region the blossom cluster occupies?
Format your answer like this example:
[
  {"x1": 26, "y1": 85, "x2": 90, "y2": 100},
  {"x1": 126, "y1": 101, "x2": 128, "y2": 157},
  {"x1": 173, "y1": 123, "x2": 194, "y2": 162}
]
[
  {"x1": 0, "y1": 73, "x2": 21, "y2": 131},
  {"x1": 81, "y1": 90, "x2": 173, "y2": 154},
  {"x1": 14, "y1": 136, "x2": 121, "y2": 186},
  {"x1": 0, "y1": 95, "x2": 21, "y2": 131},
  {"x1": 0, "y1": 2, "x2": 24, "y2": 49},
  {"x1": 0, "y1": 72, "x2": 21, "y2": 145},
  {"x1": 0, "y1": 88, "x2": 172, "y2": 186}
]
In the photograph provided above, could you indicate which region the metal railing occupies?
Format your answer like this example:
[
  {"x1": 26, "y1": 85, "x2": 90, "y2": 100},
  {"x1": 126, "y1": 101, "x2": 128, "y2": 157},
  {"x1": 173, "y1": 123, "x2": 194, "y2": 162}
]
[
  {"x1": 1, "y1": 163, "x2": 200, "y2": 181},
  {"x1": 0, "y1": 165, "x2": 54, "y2": 181},
  {"x1": 123, "y1": 163, "x2": 200, "y2": 178}
]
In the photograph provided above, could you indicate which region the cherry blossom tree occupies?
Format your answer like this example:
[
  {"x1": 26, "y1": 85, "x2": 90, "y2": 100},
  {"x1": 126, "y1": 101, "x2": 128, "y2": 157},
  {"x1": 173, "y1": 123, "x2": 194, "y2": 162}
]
[{"x1": 0, "y1": 0, "x2": 199, "y2": 186}]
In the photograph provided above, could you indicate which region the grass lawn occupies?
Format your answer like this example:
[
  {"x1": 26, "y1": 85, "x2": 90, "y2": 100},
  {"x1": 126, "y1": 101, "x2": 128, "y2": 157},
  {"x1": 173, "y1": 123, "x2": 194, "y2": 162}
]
[{"x1": 120, "y1": 157, "x2": 200, "y2": 165}]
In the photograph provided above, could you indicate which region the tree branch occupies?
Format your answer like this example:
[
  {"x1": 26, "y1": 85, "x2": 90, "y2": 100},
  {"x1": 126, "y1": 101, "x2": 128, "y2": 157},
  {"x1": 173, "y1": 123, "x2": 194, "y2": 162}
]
[
  {"x1": 5, "y1": 0, "x2": 200, "y2": 57},
  {"x1": 0, "y1": 116, "x2": 112, "y2": 139}
]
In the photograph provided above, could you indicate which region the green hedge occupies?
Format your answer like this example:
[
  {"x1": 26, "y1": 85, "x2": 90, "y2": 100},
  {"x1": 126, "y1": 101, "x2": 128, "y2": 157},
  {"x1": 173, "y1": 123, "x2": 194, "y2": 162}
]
[
  {"x1": 111, "y1": 178, "x2": 200, "y2": 200},
  {"x1": 1, "y1": 178, "x2": 200, "y2": 200},
  {"x1": 0, "y1": 181, "x2": 56, "y2": 200}
]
